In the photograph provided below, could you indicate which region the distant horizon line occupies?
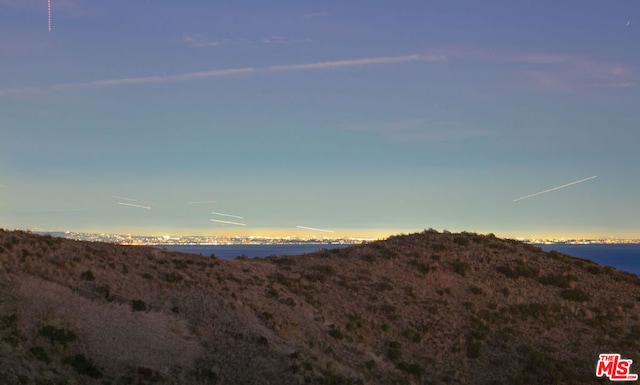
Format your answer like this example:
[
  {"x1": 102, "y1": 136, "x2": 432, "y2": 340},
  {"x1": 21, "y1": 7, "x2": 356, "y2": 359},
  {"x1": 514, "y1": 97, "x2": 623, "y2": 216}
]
[{"x1": 8, "y1": 227, "x2": 640, "y2": 243}]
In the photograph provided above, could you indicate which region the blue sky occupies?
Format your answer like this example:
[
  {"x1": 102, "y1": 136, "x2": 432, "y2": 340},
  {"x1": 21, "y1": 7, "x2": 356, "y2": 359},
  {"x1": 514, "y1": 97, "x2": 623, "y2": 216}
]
[{"x1": 1, "y1": 0, "x2": 639, "y2": 238}]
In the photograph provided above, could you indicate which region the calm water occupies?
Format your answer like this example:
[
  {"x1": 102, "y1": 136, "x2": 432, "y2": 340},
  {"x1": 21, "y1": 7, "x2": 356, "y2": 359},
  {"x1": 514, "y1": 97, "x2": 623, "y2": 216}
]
[
  {"x1": 159, "y1": 243, "x2": 640, "y2": 277},
  {"x1": 159, "y1": 244, "x2": 350, "y2": 259},
  {"x1": 537, "y1": 244, "x2": 640, "y2": 277}
]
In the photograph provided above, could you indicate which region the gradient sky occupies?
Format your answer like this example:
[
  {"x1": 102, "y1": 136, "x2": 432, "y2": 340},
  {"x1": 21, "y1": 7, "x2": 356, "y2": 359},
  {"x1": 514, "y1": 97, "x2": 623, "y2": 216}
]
[{"x1": 1, "y1": 0, "x2": 639, "y2": 238}]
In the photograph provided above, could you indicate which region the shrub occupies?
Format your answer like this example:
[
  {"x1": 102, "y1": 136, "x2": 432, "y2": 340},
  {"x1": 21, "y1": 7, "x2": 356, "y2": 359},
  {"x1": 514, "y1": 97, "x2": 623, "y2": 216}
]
[
  {"x1": 452, "y1": 260, "x2": 470, "y2": 277},
  {"x1": 125, "y1": 367, "x2": 164, "y2": 383},
  {"x1": 561, "y1": 289, "x2": 591, "y2": 302},
  {"x1": 396, "y1": 361, "x2": 424, "y2": 377},
  {"x1": 165, "y1": 271, "x2": 184, "y2": 283},
  {"x1": 496, "y1": 262, "x2": 538, "y2": 279},
  {"x1": 469, "y1": 286, "x2": 483, "y2": 295},
  {"x1": 409, "y1": 260, "x2": 430, "y2": 274},
  {"x1": 29, "y1": 346, "x2": 51, "y2": 363},
  {"x1": 466, "y1": 339, "x2": 483, "y2": 358},
  {"x1": 39, "y1": 325, "x2": 77, "y2": 347},
  {"x1": 131, "y1": 300, "x2": 147, "y2": 311},
  {"x1": 362, "y1": 254, "x2": 376, "y2": 263},
  {"x1": 80, "y1": 270, "x2": 95, "y2": 281},
  {"x1": 63, "y1": 353, "x2": 102, "y2": 378},
  {"x1": 401, "y1": 328, "x2": 422, "y2": 343},
  {"x1": 280, "y1": 297, "x2": 296, "y2": 307},
  {"x1": 346, "y1": 314, "x2": 363, "y2": 332},
  {"x1": 586, "y1": 265, "x2": 602, "y2": 275},
  {"x1": 365, "y1": 360, "x2": 376, "y2": 370},
  {"x1": 328, "y1": 327, "x2": 344, "y2": 340},
  {"x1": 537, "y1": 274, "x2": 570, "y2": 288},
  {"x1": 386, "y1": 341, "x2": 402, "y2": 361},
  {"x1": 453, "y1": 236, "x2": 469, "y2": 246}
]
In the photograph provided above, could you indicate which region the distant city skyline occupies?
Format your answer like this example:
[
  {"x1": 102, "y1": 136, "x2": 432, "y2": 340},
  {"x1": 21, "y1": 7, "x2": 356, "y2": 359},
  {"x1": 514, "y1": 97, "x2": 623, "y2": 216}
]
[{"x1": 1, "y1": 1, "x2": 639, "y2": 239}]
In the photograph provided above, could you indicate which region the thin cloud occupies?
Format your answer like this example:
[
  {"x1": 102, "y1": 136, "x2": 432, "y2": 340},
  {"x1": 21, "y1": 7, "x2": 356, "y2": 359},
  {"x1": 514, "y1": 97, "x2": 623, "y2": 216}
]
[
  {"x1": 183, "y1": 35, "x2": 235, "y2": 48},
  {"x1": 49, "y1": 68, "x2": 256, "y2": 90},
  {"x1": 269, "y1": 54, "x2": 443, "y2": 72},
  {"x1": 511, "y1": 53, "x2": 576, "y2": 65},
  {"x1": 1, "y1": 53, "x2": 435, "y2": 95},
  {"x1": 183, "y1": 35, "x2": 310, "y2": 48},
  {"x1": 432, "y1": 46, "x2": 636, "y2": 92},
  {"x1": 611, "y1": 82, "x2": 634, "y2": 88}
]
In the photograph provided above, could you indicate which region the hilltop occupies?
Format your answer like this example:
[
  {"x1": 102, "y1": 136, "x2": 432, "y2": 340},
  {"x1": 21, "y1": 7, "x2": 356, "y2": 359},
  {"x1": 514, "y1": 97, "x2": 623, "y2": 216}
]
[{"x1": 1, "y1": 228, "x2": 639, "y2": 384}]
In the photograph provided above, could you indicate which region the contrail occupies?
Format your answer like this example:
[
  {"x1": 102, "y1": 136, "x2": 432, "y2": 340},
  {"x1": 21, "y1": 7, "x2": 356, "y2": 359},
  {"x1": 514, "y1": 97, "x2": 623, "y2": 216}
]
[
  {"x1": 296, "y1": 226, "x2": 335, "y2": 233},
  {"x1": 118, "y1": 202, "x2": 151, "y2": 210},
  {"x1": 48, "y1": 0, "x2": 51, "y2": 32},
  {"x1": 188, "y1": 200, "x2": 217, "y2": 204},
  {"x1": 210, "y1": 219, "x2": 246, "y2": 226},
  {"x1": 111, "y1": 195, "x2": 139, "y2": 202},
  {"x1": 0, "y1": 184, "x2": 6, "y2": 188},
  {"x1": 513, "y1": 176, "x2": 597, "y2": 202},
  {"x1": 211, "y1": 211, "x2": 244, "y2": 219}
]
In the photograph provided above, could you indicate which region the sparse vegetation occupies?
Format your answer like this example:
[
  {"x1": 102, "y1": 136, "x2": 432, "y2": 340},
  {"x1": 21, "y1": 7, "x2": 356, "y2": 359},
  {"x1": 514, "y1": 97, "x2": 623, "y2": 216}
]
[{"x1": 0, "y1": 229, "x2": 638, "y2": 384}]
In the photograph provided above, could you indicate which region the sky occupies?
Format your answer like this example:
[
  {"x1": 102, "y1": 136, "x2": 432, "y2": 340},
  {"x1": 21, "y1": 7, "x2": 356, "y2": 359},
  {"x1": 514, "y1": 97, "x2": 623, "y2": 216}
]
[{"x1": 1, "y1": 0, "x2": 639, "y2": 239}]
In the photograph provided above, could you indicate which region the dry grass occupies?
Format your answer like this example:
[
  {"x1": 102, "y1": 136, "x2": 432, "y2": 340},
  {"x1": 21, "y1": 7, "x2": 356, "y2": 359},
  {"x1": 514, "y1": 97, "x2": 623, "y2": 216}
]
[{"x1": 1, "y1": 229, "x2": 640, "y2": 384}]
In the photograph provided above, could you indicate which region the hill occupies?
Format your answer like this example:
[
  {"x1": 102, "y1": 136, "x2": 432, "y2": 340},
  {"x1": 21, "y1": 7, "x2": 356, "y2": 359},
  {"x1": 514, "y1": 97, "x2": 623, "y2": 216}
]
[{"x1": 1, "y1": 228, "x2": 639, "y2": 384}]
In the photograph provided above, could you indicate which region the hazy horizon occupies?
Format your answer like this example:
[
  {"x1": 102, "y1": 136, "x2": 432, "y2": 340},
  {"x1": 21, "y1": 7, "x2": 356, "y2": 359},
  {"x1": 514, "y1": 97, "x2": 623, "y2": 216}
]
[{"x1": 2, "y1": 1, "x2": 638, "y2": 239}]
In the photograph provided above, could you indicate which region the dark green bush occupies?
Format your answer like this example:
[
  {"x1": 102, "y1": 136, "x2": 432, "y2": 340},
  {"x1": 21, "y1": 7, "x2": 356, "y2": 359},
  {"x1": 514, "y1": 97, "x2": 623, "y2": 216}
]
[
  {"x1": 401, "y1": 328, "x2": 422, "y2": 343},
  {"x1": 39, "y1": 325, "x2": 77, "y2": 347},
  {"x1": 561, "y1": 289, "x2": 591, "y2": 302},
  {"x1": 328, "y1": 327, "x2": 344, "y2": 340},
  {"x1": 29, "y1": 346, "x2": 51, "y2": 363},
  {"x1": 386, "y1": 341, "x2": 402, "y2": 361},
  {"x1": 453, "y1": 236, "x2": 469, "y2": 246},
  {"x1": 131, "y1": 300, "x2": 147, "y2": 311},
  {"x1": 496, "y1": 262, "x2": 538, "y2": 279},
  {"x1": 80, "y1": 270, "x2": 95, "y2": 281},
  {"x1": 165, "y1": 272, "x2": 184, "y2": 283},
  {"x1": 63, "y1": 353, "x2": 102, "y2": 378},
  {"x1": 396, "y1": 361, "x2": 424, "y2": 377},
  {"x1": 452, "y1": 260, "x2": 470, "y2": 277},
  {"x1": 537, "y1": 274, "x2": 570, "y2": 288},
  {"x1": 586, "y1": 265, "x2": 602, "y2": 275}
]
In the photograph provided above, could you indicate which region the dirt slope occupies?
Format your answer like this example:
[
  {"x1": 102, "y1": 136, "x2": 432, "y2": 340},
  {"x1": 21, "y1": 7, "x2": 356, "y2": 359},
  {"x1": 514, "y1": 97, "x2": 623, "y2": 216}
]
[{"x1": 1, "y1": 229, "x2": 639, "y2": 384}]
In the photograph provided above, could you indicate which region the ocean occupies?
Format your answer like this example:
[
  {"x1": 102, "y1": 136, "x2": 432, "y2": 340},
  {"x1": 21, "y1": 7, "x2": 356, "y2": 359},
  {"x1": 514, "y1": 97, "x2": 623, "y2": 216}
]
[
  {"x1": 159, "y1": 243, "x2": 640, "y2": 277},
  {"x1": 159, "y1": 244, "x2": 349, "y2": 259},
  {"x1": 537, "y1": 244, "x2": 640, "y2": 277}
]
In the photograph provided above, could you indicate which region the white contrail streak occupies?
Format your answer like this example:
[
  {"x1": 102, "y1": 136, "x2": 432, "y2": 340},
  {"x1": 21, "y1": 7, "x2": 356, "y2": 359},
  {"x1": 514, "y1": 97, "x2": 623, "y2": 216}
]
[
  {"x1": 513, "y1": 176, "x2": 597, "y2": 202},
  {"x1": 211, "y1": 211, "x2": 244, "y2": 219},
  {"x1": 118, "y1": 202, "x2": 151, "y2": 210},
  {"x1": 296, "y1": 226, "x2": 335, "y2": 233},
  {"x1": 210, "y1": 219, "x2": 246, "y2": 226},
  {"x1": 48, "y1": 0, "x2": 51, "y2": 32},
  {"x1": 111, "y1": 195, "x2": 138, "y2": 201},
  {"x1": 188, "y1": 200, "x2": 217, "y2": 204}
]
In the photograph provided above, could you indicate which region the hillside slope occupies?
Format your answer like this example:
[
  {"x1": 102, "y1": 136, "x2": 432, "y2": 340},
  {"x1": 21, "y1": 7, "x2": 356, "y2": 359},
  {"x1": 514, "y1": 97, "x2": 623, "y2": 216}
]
[{"x1": 1, "y1": 229, "x2": 639, "y2": 384}]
